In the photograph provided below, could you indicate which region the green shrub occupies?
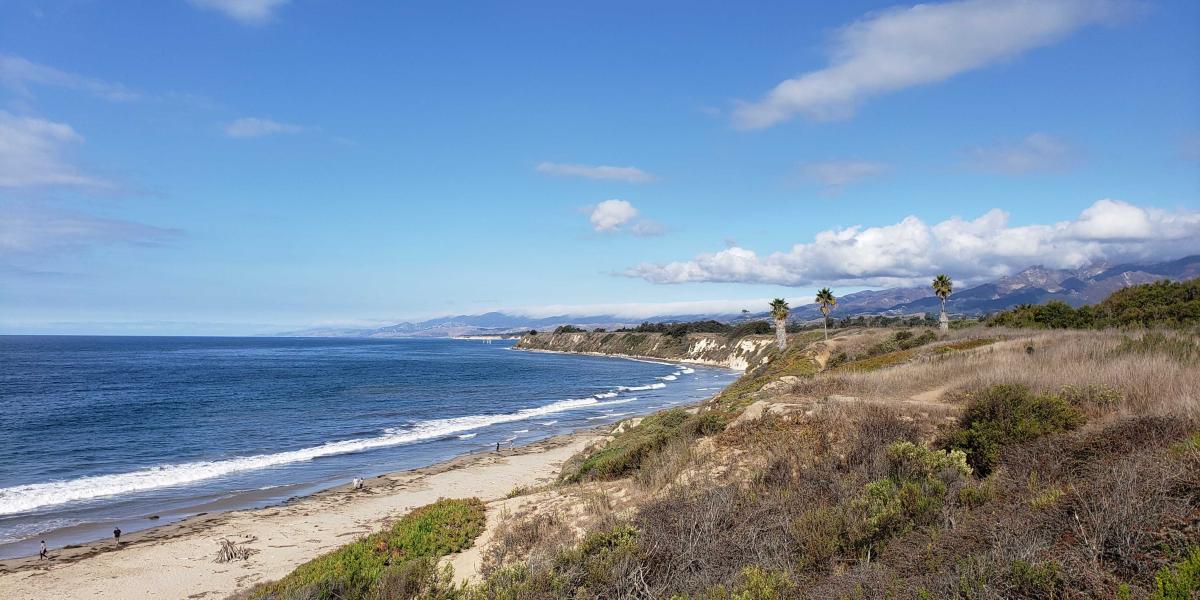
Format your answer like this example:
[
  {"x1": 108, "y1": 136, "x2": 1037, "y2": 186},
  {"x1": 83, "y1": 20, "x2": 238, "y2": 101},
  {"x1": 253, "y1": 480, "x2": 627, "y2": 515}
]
[
  {"x1": 1056, "y1": 384, "x2": 1122, "y2": 413},
  {"x1": 847, "y1": 441, "x2": 971, "y2": 555},
  {"x1": 854, "y1": 477, "x2": 946, "y2": 552},
  {"x1": 1150, "y1": 547, "x2": 1200, "y2": 600},
  {"x1": 563, "y1": 409, "x2": 722, "y2": 482},
  {"x1": 986, "y1": 280, "x2": 1200, "y2": 329},
  {"x1": 684, "y1": 566, "x2": 798, "y2": 600},
  {"x1": 683, "y1": 412, "x2": 727, "y2": 437},
  {"x1": 245, "y1": 498, "x2": 484, "y2": 600},
  {"x1": 946, "y1": 384, "x2": 1084, "y2": 475},
  {"x1": 1009, "y1": 560, "x2": 1064, "y2": 598},
  {"x1": 957, "y1": 483, "x2": 992, "y2": 509},
  {"x1": 885, "y1": 441, "x2": 972, "y2": 480}
]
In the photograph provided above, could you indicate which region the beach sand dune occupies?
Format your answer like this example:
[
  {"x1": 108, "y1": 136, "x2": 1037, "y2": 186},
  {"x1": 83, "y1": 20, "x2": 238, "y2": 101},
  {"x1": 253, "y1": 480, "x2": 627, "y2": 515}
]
[{"x1": 0, "y1": 433, "x2": 594, "y2": 600}]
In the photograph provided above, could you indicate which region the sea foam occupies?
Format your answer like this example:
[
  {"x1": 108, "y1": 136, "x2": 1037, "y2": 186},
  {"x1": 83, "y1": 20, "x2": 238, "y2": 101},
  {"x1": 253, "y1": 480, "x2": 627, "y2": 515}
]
[
  {"x1": 618, "y1": 383, "x2": 666, "y2": 392},
  {"x1": 0, "y1": 396, "x2": 604, "y2": 517}
]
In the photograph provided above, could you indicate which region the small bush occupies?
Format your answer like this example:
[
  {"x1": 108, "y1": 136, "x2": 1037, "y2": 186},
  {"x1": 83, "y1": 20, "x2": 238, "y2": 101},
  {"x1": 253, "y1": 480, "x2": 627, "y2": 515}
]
[
  {"x1": 687, "y1": 566, "x2": 798, "y2": 600},
  {"x1": 885, "y1": 441, "x2": 971, "y2": 481},
  {"x1": 957, "y1": 483, "x2": 992, "y2": 509},
  {"x1": 946, "y1": 384, "x2": 1084, "y2": 475},
  {"x1": 1150, "y1": 547, "x2": 1200, "y2": 600},
  {"x1": 1008, "y1": 559, "x2": 1064, "y2": 599}
]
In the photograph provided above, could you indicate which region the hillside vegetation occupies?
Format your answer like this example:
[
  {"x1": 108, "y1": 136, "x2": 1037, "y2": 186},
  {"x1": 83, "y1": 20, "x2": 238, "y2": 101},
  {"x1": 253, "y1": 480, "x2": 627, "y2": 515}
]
[
  {"x1": 986, "y1": 279, "x2": 1200, "y2": 329},
  {"x1": 237, "y1": 305, "x2": 1199, "y2": 599}
]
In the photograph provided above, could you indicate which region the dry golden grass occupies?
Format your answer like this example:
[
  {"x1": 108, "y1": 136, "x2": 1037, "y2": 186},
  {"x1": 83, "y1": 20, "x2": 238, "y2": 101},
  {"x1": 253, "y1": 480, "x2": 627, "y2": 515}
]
[{"x1": 791, "y1": 328, "x2": 1199, "y2": 419}]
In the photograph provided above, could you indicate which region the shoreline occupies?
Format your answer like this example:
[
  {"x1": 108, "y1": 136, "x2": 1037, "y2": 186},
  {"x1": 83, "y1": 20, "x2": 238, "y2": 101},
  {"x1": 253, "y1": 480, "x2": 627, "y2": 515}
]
[{"x1": 0, "y1": 427, "x2": 606, "y2": 600}]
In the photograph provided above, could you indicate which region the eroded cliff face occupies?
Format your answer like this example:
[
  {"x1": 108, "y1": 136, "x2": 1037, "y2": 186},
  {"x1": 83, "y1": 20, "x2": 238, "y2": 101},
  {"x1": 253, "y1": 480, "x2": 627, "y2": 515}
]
[{"x1": 513, "y1": 332, "x2": 776, "y2": 371}]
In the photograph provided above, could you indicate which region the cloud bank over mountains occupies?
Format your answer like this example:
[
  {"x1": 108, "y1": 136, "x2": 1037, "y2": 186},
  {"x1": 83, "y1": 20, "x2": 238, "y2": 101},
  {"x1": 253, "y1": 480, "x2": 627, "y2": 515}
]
[{"x1": 628, "y1": 199, "x2": 1200, "y2": 287}]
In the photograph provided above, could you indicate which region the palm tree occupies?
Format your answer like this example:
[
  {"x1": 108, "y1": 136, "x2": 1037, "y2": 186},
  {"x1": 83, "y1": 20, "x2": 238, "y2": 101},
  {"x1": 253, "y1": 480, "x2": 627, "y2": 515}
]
[
  {"x1": 932, "y1": 274, "x2": 953, "y2": 332},
  {"x1": 769, "y1": 298, "x2": 789, "y2": 350},
  {"x1": 815, "y1": 288, "x2": 836, "y2": 340}
]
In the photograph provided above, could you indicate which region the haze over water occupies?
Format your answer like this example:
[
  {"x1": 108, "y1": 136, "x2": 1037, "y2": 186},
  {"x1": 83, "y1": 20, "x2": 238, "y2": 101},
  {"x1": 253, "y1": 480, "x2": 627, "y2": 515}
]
[{"x1": 0, "y1": 336, "x2": 735, "y2": 558}]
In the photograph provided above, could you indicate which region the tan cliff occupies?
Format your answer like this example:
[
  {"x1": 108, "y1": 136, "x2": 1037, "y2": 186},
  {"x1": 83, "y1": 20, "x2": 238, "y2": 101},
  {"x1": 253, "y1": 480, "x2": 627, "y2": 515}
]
[{"x1": 513, "y1": 331, "x2": 777, "y2": 371}]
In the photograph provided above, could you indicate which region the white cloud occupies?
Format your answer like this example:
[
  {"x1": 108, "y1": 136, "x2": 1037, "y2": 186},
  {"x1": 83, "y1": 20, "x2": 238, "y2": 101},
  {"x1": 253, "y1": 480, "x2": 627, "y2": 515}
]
[
  {"x1": 965, "y1": 133, "x2": 1075, "y2": 173},
  {"x1": 224, "y1": 117, "x2": 305, "y2": 138},
  {"x1": 589, "y1": 199, "x2": 639, "y2": 232},
  {"x1": 800, "y1": 160, "x2": 889, "y2": 193},
  {"x1": 0, "y1": 203, "x2": 179, "y2": 255},
  {"x1": 628, "y1": 199, "x2": 1200, "y2": 287},
  {"x1": 188, "y1": 0, "x2": 291, "y2": 24},
  {"x1": 537, "y1": 162, "x2": 655, "y2": 183},
  {"x1": 733, "y1": 0, "x2": 1120, "y2": 128},
  {"x1": 0, "y1": 54, "x2": 140, "y2": 102},
  {"x1": 0, "y1": 111, "x2": 113, "y2": 190},
  {"x1": 585, "y1": 200, "x2": 665, "y2": 236}
]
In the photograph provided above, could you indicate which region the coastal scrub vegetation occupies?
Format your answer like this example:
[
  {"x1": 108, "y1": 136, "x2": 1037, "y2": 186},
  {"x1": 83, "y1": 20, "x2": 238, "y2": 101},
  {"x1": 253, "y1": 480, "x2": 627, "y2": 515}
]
[
  {"x1": 239, "y1": 324, "x2": 1200, "y2": 600},
  {"x1": 560, "y1": 408, "x2": 723, "y2": 483},
  {"x1": 233, "y1": 498, "x2": 484, "y2": 600},
  {"x1": 986, "y1": 279, "x2": 1200, "y2": 329}
]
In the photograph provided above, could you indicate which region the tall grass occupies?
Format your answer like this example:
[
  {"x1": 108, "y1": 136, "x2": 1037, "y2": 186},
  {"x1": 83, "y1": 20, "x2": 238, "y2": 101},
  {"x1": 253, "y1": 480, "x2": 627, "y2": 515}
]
[{"x1": 793, "y1": 329, "x2": 1199, "y2": 418}]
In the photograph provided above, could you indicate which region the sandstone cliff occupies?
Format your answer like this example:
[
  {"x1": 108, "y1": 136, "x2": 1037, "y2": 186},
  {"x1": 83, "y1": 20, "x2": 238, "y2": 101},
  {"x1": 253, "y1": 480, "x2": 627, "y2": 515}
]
[{"x1": 513, "y1": 331, "x2": 776, "y2": 371}]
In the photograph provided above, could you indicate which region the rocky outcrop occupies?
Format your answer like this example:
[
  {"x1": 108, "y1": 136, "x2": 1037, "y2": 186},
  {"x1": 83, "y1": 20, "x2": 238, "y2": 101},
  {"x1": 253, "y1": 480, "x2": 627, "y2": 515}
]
[{"x1": 514, "y1": 332, "x2": 775, "y2": 371}]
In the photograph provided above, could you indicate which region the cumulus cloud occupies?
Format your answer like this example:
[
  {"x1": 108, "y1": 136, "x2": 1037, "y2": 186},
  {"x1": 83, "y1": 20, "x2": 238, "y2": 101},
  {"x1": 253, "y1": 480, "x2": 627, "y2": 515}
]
[
  {"x1": 224, "y1": 117, "x2": 305, "y2": 138},
  {"x1": 0, "y1": 54, "x2": 140, "y2": 102},
  {"x1": 733, "y1": 0, "x2": 1120, "y2": 128},
  {"x1": 588, "y1": 199, "x2": 640, "y2": 231},
  {"x1": 189, "y1": 0, "x2": 291, "y2": 24},
  {"x1": 585, "y1": 199, "x2": 664, "y2": 236},
  {"x1": 0, "y1": 203, "x2": 179, "y2": 255},
  {"x1": 537, "y1": 162, "x2": 655, "y2": 183},
  {"x1": 800, "y1": 160, "x2": 889, "y2": 194},
  {"x1": 627, "y1": 199, "x2": 1200, "y2": 287},
  {"x1": 965, "y1": 133, "x2": 1076, "y2": 173},
  {"x1": 0, "y1": 111, "x2": 113, "y2": 190}
]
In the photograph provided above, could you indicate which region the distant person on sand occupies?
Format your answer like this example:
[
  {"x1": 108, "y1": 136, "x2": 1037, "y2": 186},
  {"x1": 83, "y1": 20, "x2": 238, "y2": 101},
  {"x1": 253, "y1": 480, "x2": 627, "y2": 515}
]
[
  {"x1": 496, "y1": 441, "x2": 500, "y2": 453},
  {"x1": 39, "y1": 540, "x2": 48, "y2": 559},
  {"x1": 113, "y1": 527, "x2": 121, "y2": 545}
]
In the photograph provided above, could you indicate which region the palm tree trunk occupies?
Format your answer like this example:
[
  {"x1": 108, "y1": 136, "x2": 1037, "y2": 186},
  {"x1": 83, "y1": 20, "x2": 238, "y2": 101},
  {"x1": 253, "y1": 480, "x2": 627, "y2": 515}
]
[
  {"x1": 939, "y1": 297, "x2": 949, "y2": 332},
  {"x1": 774, "y1": 317, "x2": 787, "y2": 350},
  {"x1": 823, "y1": 315, "x2": 829, "y2": 340}
]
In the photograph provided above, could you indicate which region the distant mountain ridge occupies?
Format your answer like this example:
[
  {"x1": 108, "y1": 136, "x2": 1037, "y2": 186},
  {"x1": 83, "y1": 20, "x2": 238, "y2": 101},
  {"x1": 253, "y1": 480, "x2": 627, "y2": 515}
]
[{"x1": 276, "y1": 255, "x2": 1199, "y2": 337}]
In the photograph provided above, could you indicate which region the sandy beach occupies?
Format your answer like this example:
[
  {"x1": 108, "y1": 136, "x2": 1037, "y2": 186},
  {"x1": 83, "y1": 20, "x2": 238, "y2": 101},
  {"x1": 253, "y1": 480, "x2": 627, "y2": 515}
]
[{"x1": 0, "y1": 431, "x2": 598, "y2": 600}]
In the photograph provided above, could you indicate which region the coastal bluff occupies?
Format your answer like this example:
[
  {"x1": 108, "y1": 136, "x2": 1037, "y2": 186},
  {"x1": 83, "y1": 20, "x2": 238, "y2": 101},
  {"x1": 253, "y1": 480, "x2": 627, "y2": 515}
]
[{"x1": 514, "y1": 331, "x2": 775, "y2": 371}]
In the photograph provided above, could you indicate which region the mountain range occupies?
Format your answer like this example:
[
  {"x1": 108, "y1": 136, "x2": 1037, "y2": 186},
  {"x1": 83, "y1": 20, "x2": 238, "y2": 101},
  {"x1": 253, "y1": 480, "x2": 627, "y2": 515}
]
[{"x1": 277, "y1": 255, "x2": 1200, "y2": 337}]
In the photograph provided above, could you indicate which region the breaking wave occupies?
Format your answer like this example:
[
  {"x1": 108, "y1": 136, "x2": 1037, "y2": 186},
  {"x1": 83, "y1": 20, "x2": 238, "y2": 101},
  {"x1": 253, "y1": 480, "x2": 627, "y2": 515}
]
[{"x1": 0, "y1": 396, "x2": 611, "y2": 516}]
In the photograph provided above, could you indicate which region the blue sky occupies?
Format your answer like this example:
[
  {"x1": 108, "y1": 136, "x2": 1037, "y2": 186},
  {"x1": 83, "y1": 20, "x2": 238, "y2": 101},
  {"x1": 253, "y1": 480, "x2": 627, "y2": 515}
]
[{"x1": 1, "y1": 0, "x2": 1198, "y2": 334}]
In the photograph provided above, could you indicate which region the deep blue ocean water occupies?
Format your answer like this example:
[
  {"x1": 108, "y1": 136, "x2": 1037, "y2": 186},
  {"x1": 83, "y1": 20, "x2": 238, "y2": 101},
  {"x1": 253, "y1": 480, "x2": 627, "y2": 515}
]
[{"x1": 0, "y1": 336, "x2": 736, "y2": 558}]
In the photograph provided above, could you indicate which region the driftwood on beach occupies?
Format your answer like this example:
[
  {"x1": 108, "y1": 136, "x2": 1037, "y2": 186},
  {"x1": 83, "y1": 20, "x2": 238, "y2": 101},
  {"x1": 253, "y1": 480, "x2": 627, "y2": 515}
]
[{"x1": 214, "y1": 537, "x2": 256, "y2": 563}]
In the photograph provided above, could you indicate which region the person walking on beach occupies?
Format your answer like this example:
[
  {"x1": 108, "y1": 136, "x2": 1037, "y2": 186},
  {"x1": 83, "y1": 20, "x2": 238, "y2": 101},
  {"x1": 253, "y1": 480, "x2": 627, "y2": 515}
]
[
  {"x1": 113, "y1": 527, "x2": 121, "y2": 545},
  {"x1": 495, "y1": 441, "x2": 501, "y2": 453},
  {"x1": 39, "y1": 540, "x2": 48, "y2": 560}
]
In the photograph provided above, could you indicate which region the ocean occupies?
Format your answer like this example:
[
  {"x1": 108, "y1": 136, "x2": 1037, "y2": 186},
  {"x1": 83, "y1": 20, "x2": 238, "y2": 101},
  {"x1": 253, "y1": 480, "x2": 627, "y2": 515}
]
[{"x1": 0, "y1": 336, "x2": 737, "y2": 559}]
